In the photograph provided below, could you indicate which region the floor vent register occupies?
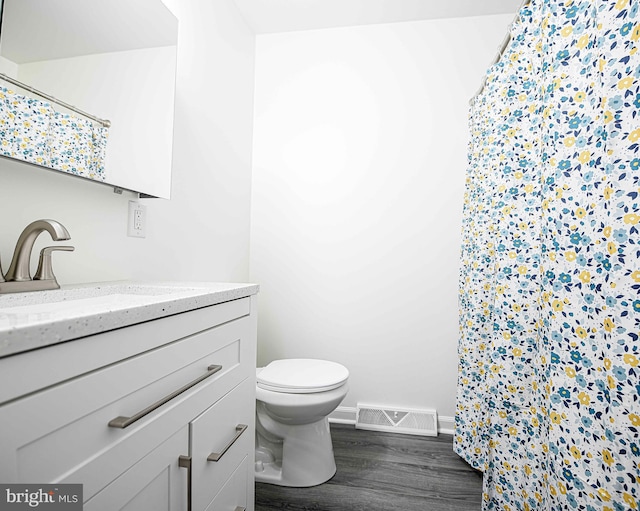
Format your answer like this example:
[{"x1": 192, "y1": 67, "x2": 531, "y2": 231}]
[{"x1": 355, "y1": 404, "x2": 438, "y2": 437}]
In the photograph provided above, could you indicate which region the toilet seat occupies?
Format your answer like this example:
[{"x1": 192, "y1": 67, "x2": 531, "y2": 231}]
[{"x1": 257, "y1": 359, "x2": 349, "y2": 394}]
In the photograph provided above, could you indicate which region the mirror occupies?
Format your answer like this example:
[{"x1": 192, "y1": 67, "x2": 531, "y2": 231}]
[{"x1": 0, "y1": 0, "x2": 178, "y2": 198}]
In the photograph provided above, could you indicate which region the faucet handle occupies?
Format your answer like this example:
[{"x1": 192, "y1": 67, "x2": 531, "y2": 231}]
[{"x1": 34, "y1": 246, "x2": 75, "y2": 283}]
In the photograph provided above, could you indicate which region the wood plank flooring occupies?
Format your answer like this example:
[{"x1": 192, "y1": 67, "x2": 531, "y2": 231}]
[{"x1": 255, "y1": 423, "x2": 483, "y2": 511}]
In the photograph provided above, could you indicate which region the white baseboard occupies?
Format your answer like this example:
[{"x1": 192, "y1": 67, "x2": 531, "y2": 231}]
[
  {"x1": 328, "y1": 406, "x2": 357, "y2": 425},
  {"x1": 329, "y1": 407, "x2": 455, "y2": 435},
  {"x1": 437, "y1": 416, "x2": 455, "y2": 435}
]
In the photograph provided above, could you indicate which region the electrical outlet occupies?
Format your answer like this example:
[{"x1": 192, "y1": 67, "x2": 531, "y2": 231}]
[{"x1": 127, "y1": 201, "x2": 147, "y2": 238}]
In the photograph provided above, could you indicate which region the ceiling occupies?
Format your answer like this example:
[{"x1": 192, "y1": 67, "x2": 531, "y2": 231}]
[
  {"x1": 232, "y1": 0, "x2": 523, "y2": 34},
  {"x1": 0, "y1": 0, "x2": 522, "y2": 64}
]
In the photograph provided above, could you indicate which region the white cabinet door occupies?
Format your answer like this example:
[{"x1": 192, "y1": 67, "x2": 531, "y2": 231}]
[{"x1": 83, "y1": 426, "x2": 188, "y2": 511}]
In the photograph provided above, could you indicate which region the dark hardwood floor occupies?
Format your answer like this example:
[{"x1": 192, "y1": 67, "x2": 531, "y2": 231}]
[{"x1": 255, "y1": 423, "x2": 483, "y2": 511}]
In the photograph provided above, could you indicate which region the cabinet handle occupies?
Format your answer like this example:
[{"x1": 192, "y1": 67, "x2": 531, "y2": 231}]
[
  {"x1": 234, "y1": 508, "x2": 246, "y2": 511},
  {"x1": 108, "y1": 365, "x2": 223, "y2": 429},
  {"x1": 178, "y1": 456, "x2": 192, "y2": 511},
  {"x1": 207, "y1": 424, "x2": 248, "y2": 462}
]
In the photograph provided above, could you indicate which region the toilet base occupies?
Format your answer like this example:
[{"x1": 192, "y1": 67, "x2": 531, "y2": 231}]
[{"x1": 255, "y1": 416, "x2": 337, "y2": 487}]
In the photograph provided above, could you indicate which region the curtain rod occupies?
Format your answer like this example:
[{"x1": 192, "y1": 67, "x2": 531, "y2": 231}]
[
  {"x1": 469, "y1": 0, "x2": 532, "y2": 104},
  {"x1": 0, "y1": 73, "x2": 111, "y2": 128}
]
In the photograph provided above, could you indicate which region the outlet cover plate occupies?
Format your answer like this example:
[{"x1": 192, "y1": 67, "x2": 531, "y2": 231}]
[{"x1": 127, "y1": 201, "x2": 147, "y2": 238}]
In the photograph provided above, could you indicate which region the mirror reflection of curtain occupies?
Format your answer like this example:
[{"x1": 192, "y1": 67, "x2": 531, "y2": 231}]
[
  {"x1": 457, "y1": 0, "x2": 640, "y2": 509},
  {"x1": 0, "y1": 85, "x2": 108, "y2": 180}
]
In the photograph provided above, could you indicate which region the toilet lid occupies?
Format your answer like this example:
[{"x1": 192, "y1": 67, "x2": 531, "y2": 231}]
[{"x1": 257, "y1": 359, "x2": 349, "y2": 394}]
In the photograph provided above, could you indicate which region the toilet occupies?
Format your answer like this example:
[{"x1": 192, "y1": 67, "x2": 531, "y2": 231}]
[{"x1": 254, "y1": 358, "x2": 349, "y2": 487}]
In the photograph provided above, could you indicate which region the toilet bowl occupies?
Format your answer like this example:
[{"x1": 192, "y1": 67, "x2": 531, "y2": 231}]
[{"x1": 254, "y1": 359, "x2": 349, "y2": 487}]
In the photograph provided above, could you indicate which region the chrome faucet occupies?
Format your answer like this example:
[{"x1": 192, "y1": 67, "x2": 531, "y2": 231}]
[{"x1": 0, "y1": 219, "x2": 75, "y2": 294}]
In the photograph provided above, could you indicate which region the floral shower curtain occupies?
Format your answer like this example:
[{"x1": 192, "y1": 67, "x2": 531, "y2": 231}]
[
  {"x1": 0, "y1": 86, "x2": 108, "y2": 181},
  {"x1": 456, "y1": 0, "x2": 640, "y2": 509}
]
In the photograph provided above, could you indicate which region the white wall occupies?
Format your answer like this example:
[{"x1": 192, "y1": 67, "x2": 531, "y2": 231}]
[
  {"x1": 0, "y1": 0, "x2": 255, "y2": 284},
  {"x1": 0, "y1": 55, "x2": 18, "y2": 77},
  {"x1": 250, "y1": 14, "x2": 513, "y2": 420}
]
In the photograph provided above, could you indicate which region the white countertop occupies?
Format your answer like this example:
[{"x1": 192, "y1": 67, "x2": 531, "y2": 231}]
[{"x1": 0, "y1": 281, "x2": 259, "y2": 358}]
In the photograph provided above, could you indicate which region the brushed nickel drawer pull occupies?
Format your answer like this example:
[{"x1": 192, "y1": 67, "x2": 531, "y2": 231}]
[
  {"x1": 108, "y1": 365, "x2": 223, "y2": 429},
  {"x1": 207, "y1": 424, "x2": 248, "y2": 462},
  {"x1": 178, "y1": 456, "x2": 192, "y2": 511},
  {"x1": 234, "y1": 507, "x2": 246, "y2": 511}
]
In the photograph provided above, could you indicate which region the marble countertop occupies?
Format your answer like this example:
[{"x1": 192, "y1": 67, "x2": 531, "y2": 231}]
[{"x1": 0, "y1": 281, "x2": 259, "y2": 358}]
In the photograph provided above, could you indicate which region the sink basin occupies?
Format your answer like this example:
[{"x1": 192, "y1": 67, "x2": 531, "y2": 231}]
[
  {"x1": 0, "y1": 282, "x2": 225, "y2": 328},
  {"x1": 0, "y1": 283, "x2": 203, "y2": 311},
  {"x1": 0, "y1": 293, "x2": 166, "y2": 316},
  {"x1": 0, "y1": 283, "x2": 207, "y2": 329}
]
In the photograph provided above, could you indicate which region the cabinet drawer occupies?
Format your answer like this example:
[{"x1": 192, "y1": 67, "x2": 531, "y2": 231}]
[
  {"x1": 204, "y1": 457, "x2": 250, "y2": 511},
  {"x1": 0, "y1": 313, "x2": 254, "y2": 500},
  {"x1": 191, "y1": 377, "x2": 255, "y2": 511}
]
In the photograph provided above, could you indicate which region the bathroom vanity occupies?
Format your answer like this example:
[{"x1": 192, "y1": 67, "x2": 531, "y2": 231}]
[{"x1": 0, "y1": 282, "x2": 258, "y2": 511}]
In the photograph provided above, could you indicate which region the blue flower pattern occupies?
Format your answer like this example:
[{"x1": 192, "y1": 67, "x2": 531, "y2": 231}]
[
  {"x1": 457, "y1": 1, "x2": 640, "y2": 510},
  {"x1": 0, "y1": 86, "x2": 108, "y2": 181}
]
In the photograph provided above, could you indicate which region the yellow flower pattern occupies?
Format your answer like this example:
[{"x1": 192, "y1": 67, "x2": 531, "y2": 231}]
[
  {"x1": 457, "y1": 1, "x2": 640, "y2": 510},
  {"x1": 0, "y1": 86, "x2": 108, "y2": 180}
]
